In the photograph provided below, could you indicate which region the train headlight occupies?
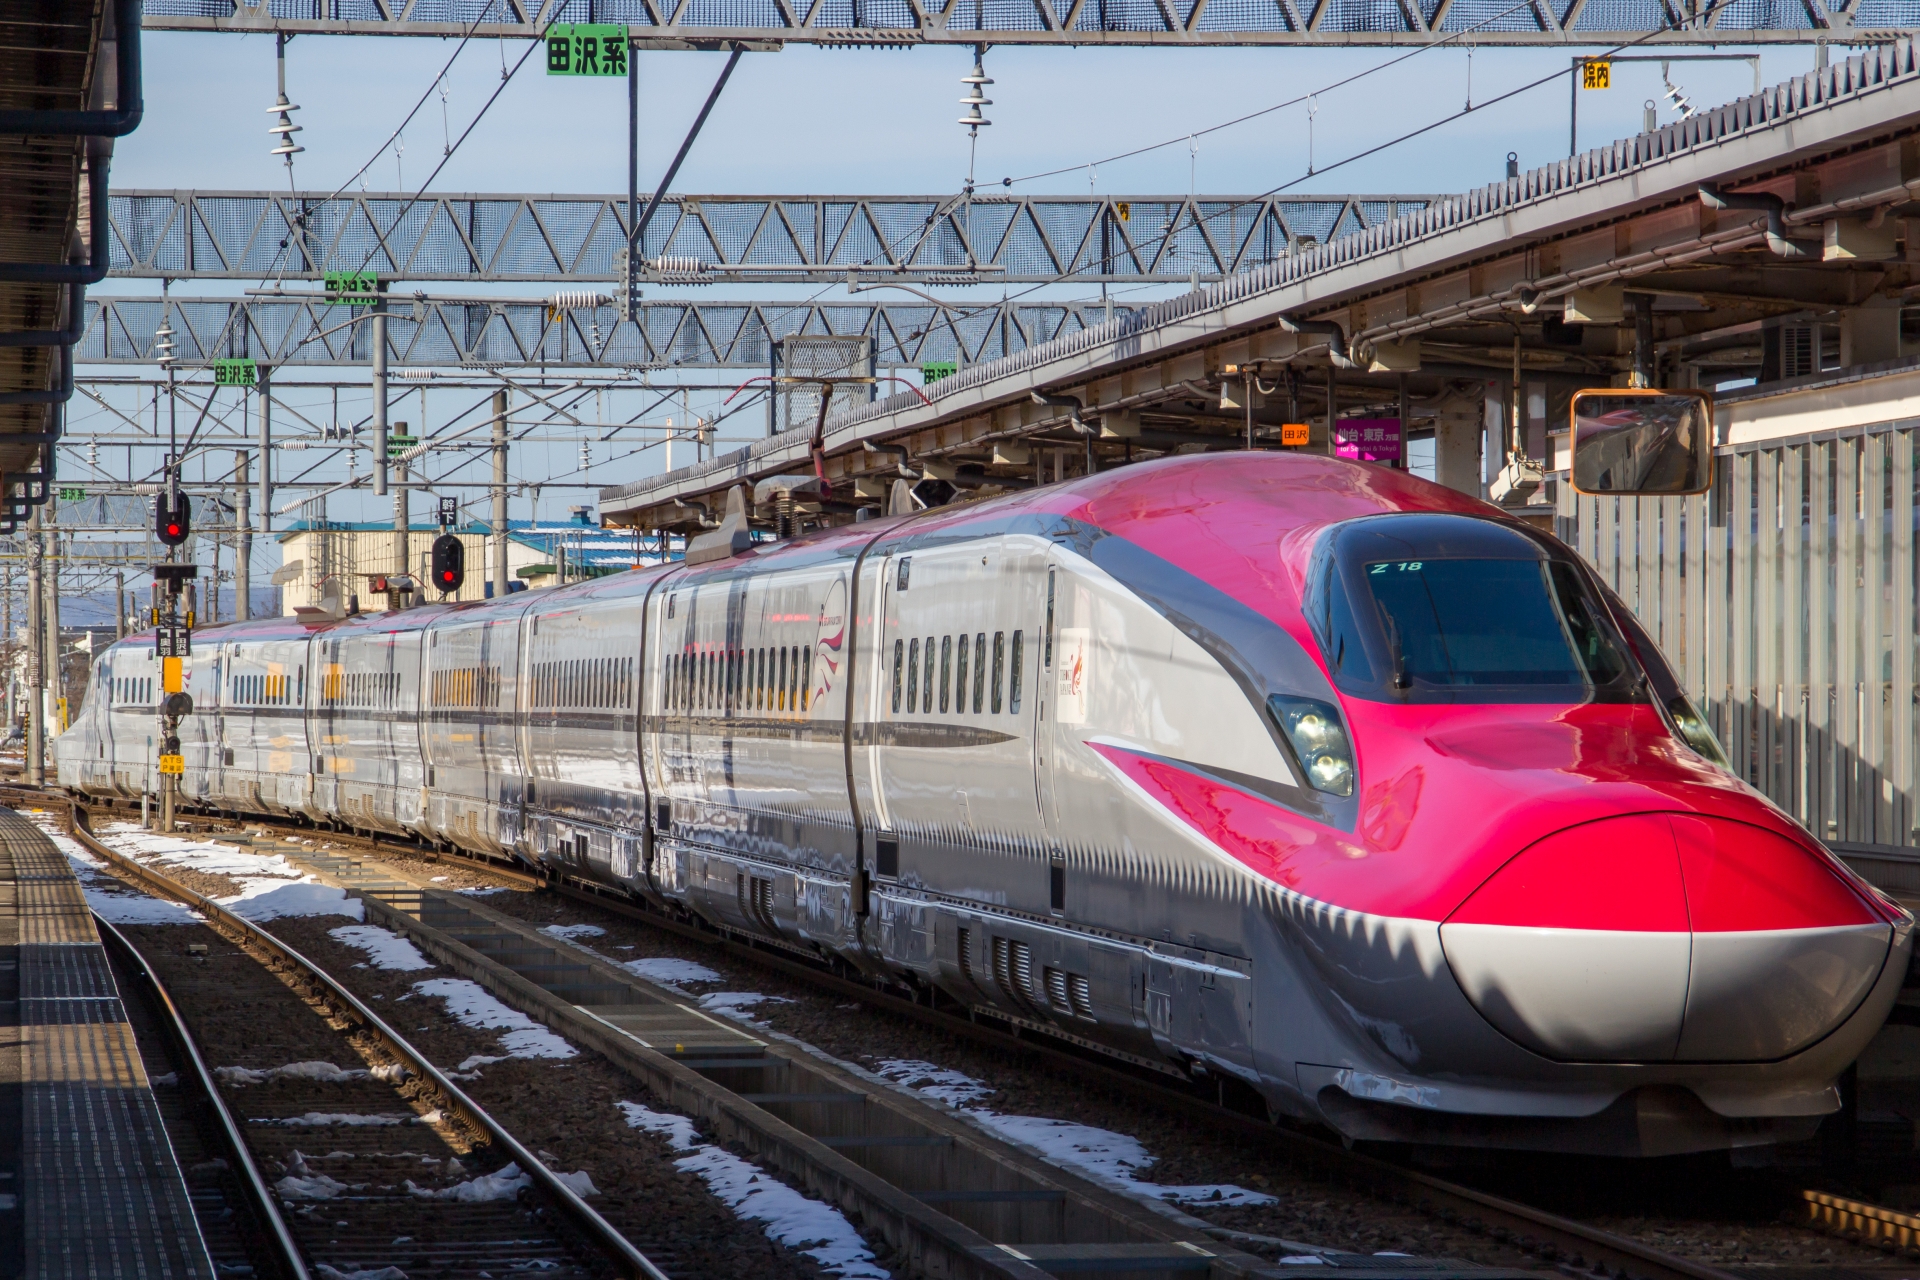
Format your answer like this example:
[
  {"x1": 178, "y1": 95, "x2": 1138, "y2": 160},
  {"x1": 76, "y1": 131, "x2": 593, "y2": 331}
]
[{"x1": 1268, "y1": 695, "x2": 1355, "y2": 798}]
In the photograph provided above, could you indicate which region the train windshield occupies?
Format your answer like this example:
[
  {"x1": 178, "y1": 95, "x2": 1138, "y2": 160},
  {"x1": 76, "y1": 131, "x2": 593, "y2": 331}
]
[{"x1": 1307, "y1": 513, "x2": 1642, "y2": 705}]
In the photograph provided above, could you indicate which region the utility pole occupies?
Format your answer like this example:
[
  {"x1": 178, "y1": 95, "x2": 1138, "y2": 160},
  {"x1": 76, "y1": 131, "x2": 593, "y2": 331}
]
[
  {"x1": 391, "y1": 436, "x2": 409, "y2": 610},
  {"x1": 235, "y1": 451, "x2": 251, "y2": 621},
  {"x1": 45, "y1": 504, "x2": 60, "y2": 736},
  {"x1": 492, "y1": 389, "x2": 509, "y2": 599},
  {"x1": 372, "y1": 312, "x2": 388, "y2": 497},
  {"x1": 25, "y1": 506, "x2": 41, "y2": 786},
  {"x1": 114, "y1": 569, "x2": 125, "y2": 639},
  {"x1": 257, "y1": 365, "x2": 272, "y2": 540}
]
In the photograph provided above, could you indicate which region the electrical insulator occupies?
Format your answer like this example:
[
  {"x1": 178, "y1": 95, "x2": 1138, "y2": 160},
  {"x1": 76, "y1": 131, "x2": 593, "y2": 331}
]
[
  {"x1": 269, "y1": 33, "x2": 305, "y2": 163},
  {"x1": 580, "y1": 440, "x2": 591, "y2": 471},
  {"x1": 959, "y1": 51, "x2": 993, "y2": 132},
  {"x1": 87, "y1": 439, "x2": 98, "y2": 467},
  {"x1": 153, "y1": 322, "x2": 176, "y2": 369}
]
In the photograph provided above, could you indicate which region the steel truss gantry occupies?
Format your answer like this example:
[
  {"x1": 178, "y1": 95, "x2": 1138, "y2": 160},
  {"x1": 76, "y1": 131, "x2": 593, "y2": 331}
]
[
  {"x1": 78, "y1": 294, "x2": 1137, "y2": 369},
  {"x1": 107, "y1": 191, "x2": 1434, "y2": 285},
  {"x1": 139, "y1": 0, "x2": 1894, "y2": 46}
]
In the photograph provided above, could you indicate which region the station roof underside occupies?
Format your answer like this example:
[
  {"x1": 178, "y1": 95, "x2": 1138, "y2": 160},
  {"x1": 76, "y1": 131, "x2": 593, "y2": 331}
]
[
  {"x1": 598, "y1": 39, "x2": 1920, "y2": 528},
  {"x1": 0, "y1": 0, "x2": 99, "y2": 481}
]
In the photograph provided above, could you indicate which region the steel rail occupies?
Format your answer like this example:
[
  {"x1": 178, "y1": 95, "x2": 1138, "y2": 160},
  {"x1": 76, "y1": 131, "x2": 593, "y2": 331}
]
[
  {"x1": 93, "y1": 911, "x2": 313, "y2": 1280},
  {"x1": 52, "y1": 798, "x2": 672, "y2": 1280},
  {"x1": 62, "y1": 792, "x2": 1724, "y2": 1280}
]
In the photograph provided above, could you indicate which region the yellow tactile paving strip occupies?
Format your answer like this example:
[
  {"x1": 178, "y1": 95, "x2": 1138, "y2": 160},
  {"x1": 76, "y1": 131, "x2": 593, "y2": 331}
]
[{"x1": 0, "y1": 807, "x2": 216, "y2": 1279}]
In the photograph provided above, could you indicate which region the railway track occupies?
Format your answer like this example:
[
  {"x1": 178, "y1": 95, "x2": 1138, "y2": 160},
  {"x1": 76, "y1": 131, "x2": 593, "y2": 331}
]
[
  {"x1": 62, "y1": 802, "x2": 671, "y2": 1280},
  {"x1": 43, "y1": 787, "x2": 1920, "y2": 1280}
]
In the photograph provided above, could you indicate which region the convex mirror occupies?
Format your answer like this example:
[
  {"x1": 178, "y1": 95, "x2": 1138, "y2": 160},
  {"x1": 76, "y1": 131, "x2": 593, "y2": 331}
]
[{"x1": 1569, "y1": 389, "x2": 1714, "y2": 496}]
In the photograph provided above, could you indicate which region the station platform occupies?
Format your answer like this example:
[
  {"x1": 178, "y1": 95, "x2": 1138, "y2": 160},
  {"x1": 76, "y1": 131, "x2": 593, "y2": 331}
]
[{"x1": 0, "y1": 806, "x2": 213, "y2": 1279}]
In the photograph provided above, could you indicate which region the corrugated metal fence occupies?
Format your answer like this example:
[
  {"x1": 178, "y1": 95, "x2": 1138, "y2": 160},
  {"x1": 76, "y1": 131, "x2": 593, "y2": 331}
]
[{"x1": 1559, "y1": 424, "x2": 1920, "y2": 870}]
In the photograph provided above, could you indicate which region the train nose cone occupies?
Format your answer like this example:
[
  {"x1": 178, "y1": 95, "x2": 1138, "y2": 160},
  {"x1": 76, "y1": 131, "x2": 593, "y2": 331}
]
[{"x1": 1439, "y1": 813, "x2": 1892, "y2": 1063}]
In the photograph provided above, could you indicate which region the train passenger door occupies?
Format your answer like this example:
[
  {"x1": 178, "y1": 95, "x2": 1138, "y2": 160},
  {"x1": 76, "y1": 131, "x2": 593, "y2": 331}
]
[{"x1": 1034, "y1": 553, "x2": 1070, "y2": 839}]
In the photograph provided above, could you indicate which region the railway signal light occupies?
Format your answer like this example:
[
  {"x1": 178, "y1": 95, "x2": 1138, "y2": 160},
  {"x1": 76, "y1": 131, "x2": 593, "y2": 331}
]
[
  {"x1": 430, "y1": 534, "x2": 465, "y2": 595},
  {"x1": 155, "y1": 492, "x2": 191, "y2": 546}
]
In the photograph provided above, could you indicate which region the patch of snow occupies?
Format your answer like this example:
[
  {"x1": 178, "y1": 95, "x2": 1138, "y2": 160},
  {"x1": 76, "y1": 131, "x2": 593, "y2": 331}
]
[
  {"x1": 696, "y1": 991, "x2": 792, "y2": 1026},
  {"x1": 620, "y1": 956, "x2": 723, "y2": 986},
  {"x1": 540, "y1": 924, "x2": 605, "y2": 941},
  {"x1": 217, "y1": 1062, "x2": 370, "y2": 1086},
  {"x1": 275, "y1": 1173, "x2": 361, "y2": 1200},
  {"x1": 97, "y1": 824, "x2": 305, "y2": 881},
  {"x1": 619, "y1": 1101, "x2": 888, "y2": 1279},
  {"x1": 28, "y1": 817, "x2": 204, "y2": 925},
  {"x1": 314, "y1": 1267, "x2": 407, "y2": 1280},
  {"x1": 1280, "y1": 1257, "x2": 1328, "y2": 1265},
  {"x1": 405, "y1": 1162, "x2": 594, "y2": 1203},
  {"x1": 458, "y1": 886, "x2": 509, "y2": 896},
  {"x1": 148, "y1": 1072, "x2": 179, "y2": 1086},
  {"x1": 865, "y1": 1060, "x2": 1274, "y2": 1208},
  {"x1": 867, "y1": 1060, "x2": 994, "y2": 1108},
  {"x1": 260, "y1": 1113, "x2": 413, "y2": 1127},
  {"x1": 227, "y1": 882, "x2": 364, "y2": 922},
  {"x1": 329, "y1": 925, "x2": 435, "y2": 972},
  {"x1": 408, "y1": 979, "x2": 576, "y2": 1060}
]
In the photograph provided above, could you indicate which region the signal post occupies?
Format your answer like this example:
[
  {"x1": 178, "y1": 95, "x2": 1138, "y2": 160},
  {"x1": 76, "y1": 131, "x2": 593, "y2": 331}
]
[{"x1": 152, "y1": 478, "x2": 195, "y2": 833}]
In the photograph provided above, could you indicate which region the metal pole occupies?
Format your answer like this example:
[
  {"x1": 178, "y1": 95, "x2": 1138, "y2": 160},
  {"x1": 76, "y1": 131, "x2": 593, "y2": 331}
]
[
  {"x1": 392, "y1": 450, "x2": 409, "y2": 607},
  {"x1": 257, "y1": 365, "x2": 272, "y2": 535},
  {"x1": 235, "y1": 450, "x2": 251, "y2": 620},
  {"x1": 44, "y1": 509, "x2": 59, "y2": 742},
  {"x1": 114, "y1": 569, "x2": 125, "y2": 639},
  {"x1": 1398, "y1": 373, "x2": 1410, "y2": 471},
  {"x1": 1570, "y1": 57, "x2": 1578, "y2": 157},
  {"x1": 25, "y1": 505, "x2": 42, "y2": 786},
  {"x1": 1325, "y1": 361, "x2": 1338, "y2": 457},
  {"x1": 372, "y1": 311, "x2": 388, "y2": 497},
  {"x1": 492, "y1": 388, "x2": 509, "y2": 600}
]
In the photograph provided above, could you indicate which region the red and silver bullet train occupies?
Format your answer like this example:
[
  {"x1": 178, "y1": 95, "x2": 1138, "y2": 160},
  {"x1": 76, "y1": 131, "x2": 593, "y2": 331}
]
[{"x1": 58, "y1": 452, "x2": 1912, "y2": 1156}]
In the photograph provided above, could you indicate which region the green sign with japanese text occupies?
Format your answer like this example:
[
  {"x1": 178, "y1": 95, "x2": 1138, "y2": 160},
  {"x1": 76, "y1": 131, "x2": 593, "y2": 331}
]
[
  {"x1": 547, "y1": 24, "x2": 628, "y2": 76},
  {"x1": 324, "y1": 271, "x2": 380, "y2": 305},
  {"x1": 213, "y1": 358, "x2": 257, "y2": 387}
]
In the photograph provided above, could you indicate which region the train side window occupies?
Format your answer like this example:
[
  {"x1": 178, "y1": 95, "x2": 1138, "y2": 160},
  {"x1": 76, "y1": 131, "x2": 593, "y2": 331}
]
[
  {"x1": 992, "y1": 631, "x2": 1006, "y2": 713},
  {"x1": 891, "y1": 640, "x2": 904, "y2": 714},
  {"x1": 906, "y1": 639, "x2": 919, "y2": 713},
  {"x1": 939, "y1": 636, "x2": 951, "y2": 713},
  {"x1": 954, "y1": 635, "x2": 968, "y2": 715},
  {"x1": 759, "y1": 647, "x2": 768, "y2": 710},
  {"x1": 897, "y1": 557, "x2": 911, "y2": 590},
  {"x1": 1010, "y1": 631, "x2": 1024, "y2": 713},
  {"x1": 973, "y1": 632, "x2": 986, "y2": 713},
  {"x1": 790, "y1": 645, "x2": 800, "y2": 710},
  {"x1": 922, "y1": 636, "x2": 935, "y2": 714},
  {"x1": 801, "y1": 648, "x2": 811, "y2": 711},
  {"x1": 1044, "y1": 569, "x2": 1056, "y2": 669},
  {"x1": 777, "y1": 647, "x2": 788, "y2": 712}
]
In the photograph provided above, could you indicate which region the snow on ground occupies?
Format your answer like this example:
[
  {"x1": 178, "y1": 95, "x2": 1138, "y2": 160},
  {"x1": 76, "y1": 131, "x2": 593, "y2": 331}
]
[
  {"x1": 619, "y1": 956, "x2": 724, "y2": 986},
  {"x1": 540, "y1": 923, "x2": 605, "y2": 941},
  {"x1": 26, "y1": 814, "x2": 203, "y2": 925},
  {"x1": 619, "y1": 1102, "x2": 889, "y2": 1279},
  {"x1": 26, "y1": 813, "x2": 361, "y2": 923},
  {"x1": 329, "y1": 925, "x2": 435, "y2": 971},
  {"x1": 694, "y1": 991, "x2": 794, "y2": 1027},
  {"x1": 217, "y1": 1061, "x2": 402, "y2": 1086},
  {"x1": 868, "y1": 1060, "x2": 1275, "y2": 1208},
  {"x1": 97, "y1": 825, "x2": 305, "y2": 881},
  {"x1": 226, "y1": 882, "x2": 363, "y2": 922},
  {"x1": 258, "y1": 1112, "x2": 414, "y2": 1127},
  {"x1": 404, "y1": 1161, "x2": 597, "y2": 1202},
  {"x1": 407, "y1": 978, "x2": 577, "y2": 1061}
]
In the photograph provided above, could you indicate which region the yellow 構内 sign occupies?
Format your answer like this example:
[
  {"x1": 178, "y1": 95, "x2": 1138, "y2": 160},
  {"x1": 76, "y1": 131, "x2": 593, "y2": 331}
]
[
  {"x1": 162, "y1": 656, "x2": 183, "y2": 693},
  {"x1": 1581, "y1": 60, "x2": 1611, "y2": 90},
  {"x1": 1281, "y1": 422, "x2": 1311, "y2": 447},
  {"x1": 158, "y1": 754, "x2": 184, "y2": 775}
]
